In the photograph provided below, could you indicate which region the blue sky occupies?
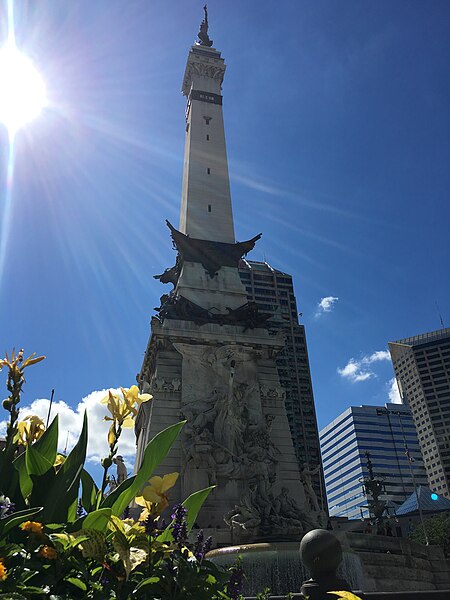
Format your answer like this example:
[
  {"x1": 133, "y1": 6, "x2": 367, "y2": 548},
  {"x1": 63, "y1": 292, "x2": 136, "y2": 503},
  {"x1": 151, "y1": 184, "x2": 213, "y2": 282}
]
[{"x1": 0, "y1": 1, "x2": 449, "y2": 476}]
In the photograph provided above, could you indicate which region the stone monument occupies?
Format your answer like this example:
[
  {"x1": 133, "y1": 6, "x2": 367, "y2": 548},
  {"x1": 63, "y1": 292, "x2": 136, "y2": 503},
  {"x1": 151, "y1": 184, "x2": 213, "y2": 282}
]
[{"x1": 134, "y1": 9, "x2": 323, "y2": 544}]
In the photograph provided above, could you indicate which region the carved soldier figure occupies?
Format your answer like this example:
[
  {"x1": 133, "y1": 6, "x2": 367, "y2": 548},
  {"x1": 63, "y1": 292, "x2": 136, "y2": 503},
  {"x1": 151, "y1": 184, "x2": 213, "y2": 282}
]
[
  {"x1": 113, "y1": 456, "x2": 128, "y2": 485},
  {"x1": 185, "y1": 429, "x2": 217, "y2": 485},
  {"x1": 171, "y1": 378, "x2": 181, "y2": 392},
  {"x1": 224, "y1": 503, "x2": 260, "y2": 534},
  {"x1": 300, "y1": 463, "x2": 321, "y2": 513}
]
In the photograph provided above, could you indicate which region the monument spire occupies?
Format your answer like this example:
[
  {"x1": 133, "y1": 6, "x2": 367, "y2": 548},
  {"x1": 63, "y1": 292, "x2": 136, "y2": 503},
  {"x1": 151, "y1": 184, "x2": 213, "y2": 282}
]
[{"x1": 180, "y1": 10, "x2": 234, "y2": 243}]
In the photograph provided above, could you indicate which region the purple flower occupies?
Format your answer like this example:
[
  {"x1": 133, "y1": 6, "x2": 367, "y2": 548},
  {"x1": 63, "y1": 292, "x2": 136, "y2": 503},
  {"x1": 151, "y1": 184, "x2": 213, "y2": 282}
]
[
  {"x1": 193, "y1": 530, "x2": 214, "y2": 561},
  {"x1": 196, "y1": 529, "x2": 204, "y2": 545},
  {"x1": 170, "y1": 503, "x2": 188, "y2": 544},
  {"x1": 227, "y1": 564, "x2": 244, "y2": 600}
]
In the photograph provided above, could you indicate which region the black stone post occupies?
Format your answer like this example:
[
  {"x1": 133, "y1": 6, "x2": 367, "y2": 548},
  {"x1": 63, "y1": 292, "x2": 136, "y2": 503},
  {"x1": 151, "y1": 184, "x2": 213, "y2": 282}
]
[{"x1": 300, "y1": 529, "x2": 351, "y2": 600}]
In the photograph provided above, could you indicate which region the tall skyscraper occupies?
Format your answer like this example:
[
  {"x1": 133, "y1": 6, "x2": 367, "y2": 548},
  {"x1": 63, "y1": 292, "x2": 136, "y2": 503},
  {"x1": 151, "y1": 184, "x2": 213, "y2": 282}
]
[
  {"x1": 389, "y1": 327, "x2": 450, "y2": 498},
  {"x1": 320, "y1": 403, "x2": 428, "y2": 519},
  {"x1": 135, "y1": 10, "x2": 323, "y2": 543},
  {"x1": 239, "y1": 260, "x2": 325, "y2": 508}
]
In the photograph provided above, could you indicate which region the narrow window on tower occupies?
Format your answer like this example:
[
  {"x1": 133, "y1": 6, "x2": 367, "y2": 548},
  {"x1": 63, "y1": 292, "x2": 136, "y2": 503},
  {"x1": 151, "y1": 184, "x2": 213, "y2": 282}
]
[
  {"x1": 208, "y1": 204, "x2": 211, "y2": 212},
  {"x1": 206, "y1": 134, "x2": 210, "y2": 140},
  {"x1": 207, "y1": 167, "x2": 211, "y2": 174},
  {"x1": 203, "y1": 116, "x2": 211, "y2": 125}
]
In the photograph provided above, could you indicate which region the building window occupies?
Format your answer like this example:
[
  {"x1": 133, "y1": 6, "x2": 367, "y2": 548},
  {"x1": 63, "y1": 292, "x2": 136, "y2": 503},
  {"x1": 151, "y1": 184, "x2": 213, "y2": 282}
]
[
  {"x1": 207, "y1": 168, "x2": 211, "y2": 174},
  {"x1": 208, "y1": 204, "x2": 211, "y2": 213},
  {"x1": 204, "y1": 116, "x2": 211, "y2": 125},
  {"x1": 206, "y1": 134, "x2": 210, "y2": 140}
]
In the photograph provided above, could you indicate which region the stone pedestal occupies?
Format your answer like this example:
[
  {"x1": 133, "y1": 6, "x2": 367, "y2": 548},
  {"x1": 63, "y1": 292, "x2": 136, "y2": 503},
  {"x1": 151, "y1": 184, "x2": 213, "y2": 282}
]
[{"x1": 135, "y1": 312, "x2": 321, "y2": 542}]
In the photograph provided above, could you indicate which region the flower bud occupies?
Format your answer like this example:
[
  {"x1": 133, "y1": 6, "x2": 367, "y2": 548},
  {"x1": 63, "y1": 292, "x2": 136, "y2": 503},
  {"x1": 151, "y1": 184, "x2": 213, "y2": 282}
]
[
  {"x1": 2, "y1": 399, "x2": 11, "y2": 410},
  {"x1": 102, "y1": 457, "x2": 113, "y2": 469}
]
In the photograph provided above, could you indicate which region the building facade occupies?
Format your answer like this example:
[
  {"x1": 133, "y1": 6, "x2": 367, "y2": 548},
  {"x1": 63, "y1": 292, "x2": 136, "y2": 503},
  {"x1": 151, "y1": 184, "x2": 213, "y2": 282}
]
[
  {"x1": 389, "y1": 327, "x2": 450, "y2": 498},
  {"x1": 239, "y1": 259, "x2": 325, "y2": 509},
  {"x1": 320, "y1": 403, "x2": 428, "y2": 519}
]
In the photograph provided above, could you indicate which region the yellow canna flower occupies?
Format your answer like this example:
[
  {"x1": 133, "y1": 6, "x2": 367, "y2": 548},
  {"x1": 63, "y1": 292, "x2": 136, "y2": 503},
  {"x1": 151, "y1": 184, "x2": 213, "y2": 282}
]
[
  {"x1": 53, "y1": 454, "x2": 66, "y2": 469},
  {"x1": 0, "y1": 559, "x2": 7, "y2": 581},
  {"x1": 15, "y1": 415, "x2": 46, "y2": 446},
  {"x1": 21, "y1": 521, "x2": 44, "y2": 535},
  {"x1": 122, "y1": 385, "x2": 152, "y2": 408},
  {"x1": 0, "y1": 350, "x2": 44, "y2": 372},
  {"x1": 101, "y1": 387, "x2": 152, "y2": 429},
  {"x1": 38, "y1": 545, "x2": 58, "y2": 560},
  {"x1": 136, "y1": 472, "x2": 179, "y2": 518}
]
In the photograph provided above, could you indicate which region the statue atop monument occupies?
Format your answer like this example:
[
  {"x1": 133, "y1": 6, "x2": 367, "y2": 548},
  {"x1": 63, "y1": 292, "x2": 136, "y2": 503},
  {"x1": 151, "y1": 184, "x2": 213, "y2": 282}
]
[{"x1": 197, "y1": 4, "x2": 213, "y2": 47}]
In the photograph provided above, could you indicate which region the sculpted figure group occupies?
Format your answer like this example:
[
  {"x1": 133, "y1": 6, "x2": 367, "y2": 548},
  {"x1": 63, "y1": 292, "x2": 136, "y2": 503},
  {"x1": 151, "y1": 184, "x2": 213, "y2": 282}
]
[{"x1": 180, "y1": 376, "x2": 323, "y2": 540}]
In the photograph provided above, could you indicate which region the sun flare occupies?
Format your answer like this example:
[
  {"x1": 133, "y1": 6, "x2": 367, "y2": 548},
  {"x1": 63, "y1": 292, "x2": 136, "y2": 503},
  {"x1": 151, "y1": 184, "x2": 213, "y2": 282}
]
[{"x1": 0, "y1": 41, "x2": 47, "y2": 137}]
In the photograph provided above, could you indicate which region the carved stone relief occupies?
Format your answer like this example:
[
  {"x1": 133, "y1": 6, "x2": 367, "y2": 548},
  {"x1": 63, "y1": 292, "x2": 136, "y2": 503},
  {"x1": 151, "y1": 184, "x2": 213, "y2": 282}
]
[
  {"x1": 149, "y1": 377, "x2": 182, "y2": 393},
  {"x1": 260, "y1": 384, "x2": 286, "y2": 399},
  {"x1": 185, "y1": 61, "x2": 225, "y2": 83},
  {"x1": 172, "y1": 341, "x2": 322, "y2": 540}
]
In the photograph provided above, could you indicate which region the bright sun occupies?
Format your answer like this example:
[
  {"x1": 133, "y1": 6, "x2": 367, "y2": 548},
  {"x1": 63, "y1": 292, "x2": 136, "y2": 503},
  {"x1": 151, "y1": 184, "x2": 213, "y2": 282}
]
[{"x1": 0, "y1": 42, "x2": 47, "y2": 137}]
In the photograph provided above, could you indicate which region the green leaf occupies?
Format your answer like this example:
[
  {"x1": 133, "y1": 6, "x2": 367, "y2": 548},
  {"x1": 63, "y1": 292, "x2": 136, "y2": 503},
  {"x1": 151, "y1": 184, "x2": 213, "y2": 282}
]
[
  {"x1": 26, "y1": 443, "x2": 53, "y2": 476},
  {"x1": 183, "y1": 486, "x2": 214, "y2": 531},
  {"x1": 80, "y1": 468, "x2": 99, "y2": 513},
  {"x1": 38, "y1": 411, "x2": 88, "y2": 523},
  {"x1": 15, "y1": 586, "x2": 48, "y2": 596},
  {"x1": 158, "y1": 486, "x2": 214, "y2": 542},
  {"x1": 106, "y1": 421, "x2": 185, "y2": 517},
  {"x1": 33, "y1": 415, "x2": 59, "y2": 466},
  {"x1": 73, "y1": 528, "x2": 106, "y2": 561},
  {"x1": 82, "y1": 507, "x2": 112, "y2": 532},
  {"x1": 65, "y1": 577, "x2": 87, "y2": 592},
  {"x1": 100, "y1": 474, "x2": 136, "y2": 510},
  {"x1": 0, "y1": 594, "x2": 28, "y2": 599},
  {"x1": 13, "y1": 451, "x2": 33, "y2": 500},
  {"x1": 0, "y1": 506, "x2": 43, "y2": 537},
  {"x1": 132, "y1": 576, "x2": 161, "y2": 594}
]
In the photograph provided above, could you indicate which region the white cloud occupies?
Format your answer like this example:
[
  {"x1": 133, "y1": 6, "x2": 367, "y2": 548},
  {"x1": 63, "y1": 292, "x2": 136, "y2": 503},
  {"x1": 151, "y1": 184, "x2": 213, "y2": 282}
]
[
  {"x1": 0, "y1": 389, "x2": 137, "y2": 472},
  {"x1": 366, "y1": 350, "x2": 390, "y2": 362},
  {"x1": 316, "y1": 296, "x2": 339, "y2": 316},
  {"x1": 388, "y1": 377, "x2": 402, "y2": 404},
  {"x1": 337, "y1": 349, "x2": 391, "y2": 383}
]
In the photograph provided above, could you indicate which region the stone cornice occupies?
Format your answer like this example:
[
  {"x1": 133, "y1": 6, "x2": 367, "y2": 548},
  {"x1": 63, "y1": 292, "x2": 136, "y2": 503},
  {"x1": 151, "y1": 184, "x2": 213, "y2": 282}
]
[{"x1": 182, "y1": 47, "x2": 226, "y2": 96}]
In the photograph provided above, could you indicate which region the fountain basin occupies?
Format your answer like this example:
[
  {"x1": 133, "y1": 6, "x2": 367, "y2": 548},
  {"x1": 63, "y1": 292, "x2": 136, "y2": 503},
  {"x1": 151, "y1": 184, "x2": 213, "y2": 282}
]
[{"x1": 208, "y1": 540, "x2": 364, "y2": 596}]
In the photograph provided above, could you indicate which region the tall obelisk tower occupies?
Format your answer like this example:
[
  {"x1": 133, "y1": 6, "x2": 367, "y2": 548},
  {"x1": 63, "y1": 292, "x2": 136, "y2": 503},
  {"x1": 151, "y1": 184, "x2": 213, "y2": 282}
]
[
  {"x1": 180, "y1": 24, "x2": 234, "y2": 243},
  {"x1": 135, "y1": 8, "x2": 322, "y2": 544}
]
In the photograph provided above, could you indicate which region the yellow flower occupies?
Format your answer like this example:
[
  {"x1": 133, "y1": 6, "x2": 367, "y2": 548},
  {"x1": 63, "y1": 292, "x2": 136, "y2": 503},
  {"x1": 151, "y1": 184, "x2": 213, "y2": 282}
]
[
  {"x1": 15, "y1": 415, "x2": 46, "y2": 446},
  {"x1": 101, "y1": 387, "x2": 152, "y2": 429},
  {"x1": 0, "y1": 349, "x2": 45, "y2": 371},
  {"x1": 38, "y1": 545, "x2": 58, "y2": 560},
  {"x1": 21, "y1": 521, "x2": 44, "y2": 535},
  {"x1": 136, "y1": 472, "x2": 179, "y2": 519},
  {"x1": 0, "y1": 559, "x2": 7, "y2": 581},
  {"x1": 53, "y1": 454, "x2": 66, "y2": 469},
  {"x1": 122, "y1": 385, "x2": 152, "y2": 408}
]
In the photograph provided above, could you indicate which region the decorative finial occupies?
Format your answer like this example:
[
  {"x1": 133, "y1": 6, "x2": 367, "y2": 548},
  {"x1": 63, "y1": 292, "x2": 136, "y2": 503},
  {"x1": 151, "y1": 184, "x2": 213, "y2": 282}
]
[{"x1": 197, "y1": 4, "x2": 213, "y2": 47}]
